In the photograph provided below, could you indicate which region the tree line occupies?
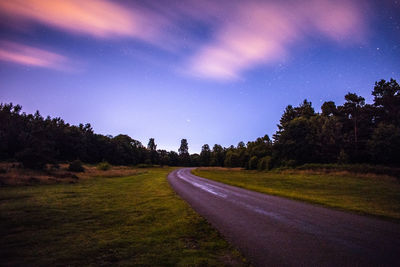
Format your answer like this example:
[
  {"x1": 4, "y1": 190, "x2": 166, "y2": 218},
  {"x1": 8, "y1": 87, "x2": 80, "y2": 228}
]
[
  {"x1": 197, "y1": 79, "x2": 400, "y2": 169},
  {"x1": 1, "y1": 79, "x2": 399, "y2": 169}
]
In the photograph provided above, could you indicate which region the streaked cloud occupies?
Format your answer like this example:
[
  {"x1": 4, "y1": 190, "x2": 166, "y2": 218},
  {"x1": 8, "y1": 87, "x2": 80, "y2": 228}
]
[
  {"x1": 0, "y1": 41, "x2": 67, "y2": 70},
  {"x1": 0, "y1": 0, "x2": 163, "y2": 41},
  {"x1": 0, "y1": 0, "x2": 368, "y2": 78},
  {"x1": 186, "y1": 0, "x2": 367, "y2": 80}
]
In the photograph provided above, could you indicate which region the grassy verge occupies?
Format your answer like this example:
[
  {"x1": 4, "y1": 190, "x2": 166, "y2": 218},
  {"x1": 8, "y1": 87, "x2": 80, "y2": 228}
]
[
  {"x1": 290, "y1": 163, "x2": 400, "y2": 178},
  {"x1": 0, "y1": 167, "x2": 247, "y2": 266},
  {"x1": 192, "y1": 168, "x2": 400, "y2": 221}
]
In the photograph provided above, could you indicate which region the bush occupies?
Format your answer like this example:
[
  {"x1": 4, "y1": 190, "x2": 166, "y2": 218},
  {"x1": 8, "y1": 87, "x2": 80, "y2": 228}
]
[
  {"x1": 68, "y1": 160, "x2": 85, "y2": 172},
  {"x1": 97, "y1": 161, "x2": 111, "y2": 171},
  {"x1": 284, "y1": 160, "x2": 297, "y2": 168},
  {"x1": 50, "y1": 163, "x2": 60, "y2": 170},
  {"x1": 136, "y1": 163, "x2": 153, "y2": 168}
]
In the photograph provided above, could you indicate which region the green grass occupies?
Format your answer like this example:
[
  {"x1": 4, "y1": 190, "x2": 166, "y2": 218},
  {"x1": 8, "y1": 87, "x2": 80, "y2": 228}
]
[
  {"x1": 0, "y1": 167, "x2": 247, "y2": 266},
  {"x1": 192, "y1": 168, "x2": 400, "y2": 221}
]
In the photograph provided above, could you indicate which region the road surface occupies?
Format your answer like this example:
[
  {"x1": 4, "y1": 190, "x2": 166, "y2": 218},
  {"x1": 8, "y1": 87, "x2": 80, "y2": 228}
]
[{"x1": 167, "y1": 168, "x2": 400, "y2": 266}]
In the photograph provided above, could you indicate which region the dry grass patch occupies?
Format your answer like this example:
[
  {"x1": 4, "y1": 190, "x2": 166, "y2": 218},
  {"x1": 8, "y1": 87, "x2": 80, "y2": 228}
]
[
  {"x1": 0, "y1": 162, "x2": 146, "y2": 186},
  {"x1": 78, "y1": 164, "x2": 144, "y2": 179},
  {"x1": 196, "y1": 167, "x2": 243, "y2": 171},
  {"x1": 278, "y1": 169, "x2": 398, "y2": 182},
  {"x1": 0, "y1": 162, "x2": 78, "y2": 186}
]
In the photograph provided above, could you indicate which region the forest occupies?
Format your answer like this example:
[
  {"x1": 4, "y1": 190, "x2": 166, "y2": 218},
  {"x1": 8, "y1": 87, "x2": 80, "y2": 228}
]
[{"x1": 1, "y1": 79, "x2": 399, "y2": 170}]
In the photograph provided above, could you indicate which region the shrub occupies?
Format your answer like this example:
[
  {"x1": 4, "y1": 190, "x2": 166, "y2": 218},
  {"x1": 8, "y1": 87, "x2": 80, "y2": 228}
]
[
  {"x1": 50, "y1": 164, "x2": 60, "y2": 170},
  {"x1": 136, "y1": 163, "x2": 153, "y2": 168},
  {"x1": 97, "y1": 161, "x2": 111, "y2": 171},
  {"x1": 68, "y1": 160, "x2": 85, "y2": 172},
  {"x1": 284, "y1": 160, "x2": 297, "y2": 168}
]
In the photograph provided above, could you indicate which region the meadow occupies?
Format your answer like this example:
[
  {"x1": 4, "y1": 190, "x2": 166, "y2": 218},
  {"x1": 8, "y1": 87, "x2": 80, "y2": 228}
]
[
  {"x1": 192, "y1": 168, "x2": 400, "y2": 221},
  {"x1": 0, "y1": 166, "x2": 246, "y2": 266}
]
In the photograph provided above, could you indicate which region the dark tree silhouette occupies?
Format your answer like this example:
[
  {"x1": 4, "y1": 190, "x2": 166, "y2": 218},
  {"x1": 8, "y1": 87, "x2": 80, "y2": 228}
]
[
  {"x1": 178, "y1": 139, "x2": 190, "y2": 166},
  {"x1": 147, "y1": 138, "x2": 158, "y2": 164},
  {"x1": 200, "y1": 144, "x2": 211, "y2": 166},
  {"x1": 1, "y1": 79, "x2": 399, "y2": 169}
]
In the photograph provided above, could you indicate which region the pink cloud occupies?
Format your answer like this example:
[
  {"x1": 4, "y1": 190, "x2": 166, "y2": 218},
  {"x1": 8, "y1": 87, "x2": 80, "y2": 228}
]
[
  {"x1": 308, "y1": 0, "x2": 366, "y2": 42},
  {"x1": 186, "y1": 0, "x2": 367, "y2": 80},
  {"x1": 0, "y1": 0, "x2": 368, "y2": 78},
  {"x1": 0, "y1": 41, "x2": 68, "y2": 70},
  {"x1": 0, "y1": 0, "x2": 164, "y2": 41}
]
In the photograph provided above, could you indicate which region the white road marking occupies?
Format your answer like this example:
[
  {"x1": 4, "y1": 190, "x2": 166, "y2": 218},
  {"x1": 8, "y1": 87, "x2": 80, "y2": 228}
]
[{"x1": 177, "y1": 169, "x2": 228, "y2": 198}]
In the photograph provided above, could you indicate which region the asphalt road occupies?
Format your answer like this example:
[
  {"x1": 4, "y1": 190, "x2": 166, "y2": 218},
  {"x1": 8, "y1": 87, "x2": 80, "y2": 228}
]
[{"x1": 167, "y1": 168, "x2": 400, "y2": 266}]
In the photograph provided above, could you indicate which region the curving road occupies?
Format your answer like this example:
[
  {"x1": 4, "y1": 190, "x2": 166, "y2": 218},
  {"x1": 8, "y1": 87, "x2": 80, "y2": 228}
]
[{"x1": 168, "y1": 168, "x2": 400, "y2": 266}]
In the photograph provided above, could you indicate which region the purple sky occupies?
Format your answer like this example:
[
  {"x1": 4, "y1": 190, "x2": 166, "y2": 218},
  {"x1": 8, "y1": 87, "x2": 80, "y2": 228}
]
[{"x1": 0, "y1": 0, "x2": 399, "y2": 153}]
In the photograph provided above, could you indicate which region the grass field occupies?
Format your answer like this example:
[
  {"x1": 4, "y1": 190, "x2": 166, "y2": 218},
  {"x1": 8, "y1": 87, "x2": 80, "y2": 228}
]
[
  {"x1": 0, "y1": 167, "x2": 246, "y2": 266},
  {"x1": 192, "y1": 168, "x2": 400, "y2": 221}
]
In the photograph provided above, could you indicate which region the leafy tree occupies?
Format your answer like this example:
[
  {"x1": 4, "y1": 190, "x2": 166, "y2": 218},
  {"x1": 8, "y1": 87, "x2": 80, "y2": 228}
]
[
  {"x1": 247, "y1": 135, "x2": 272, "y2": 159},
  {"x1": 274, "y1": 99, "x2": 315, "y2": 142},
  {"x1": 158, "y1": 149, "x2": 169, "y2": 166},
  {"x1": 316, "y1": 115, "x2": 343, "y2": 162},
  {"x1": 168, "y1": 151, "x2": 180, "y2": 166},
  {"x1": 178, "y1": 139, "x2": 189, "y2": 154},
  {"x1": 368, "y1": 123, "x2": 400, "y2": 165},
  {"x1": 224, "y1": 150, "x2": 240, "y2": 167},
  {"x1": 343, "y1": 92, "x2": 365, "y2": 147},
  {"x1": 237, "y1": 141, "x2": 245, "y2": 149},
  {"x1": 147, "y1": 138, "x2": 159, "y2": 164},
  {"x1": 273, "y1": 100, "x2": 317, "y2": 165},
  {"x1": 338, "y1": 93, "x2": 374, "y2": 162},
  {"x1": 111, "y1": 135, "x2": 144, "y2": 165},
  {"x1": 274, "y1": 117, "x2": 318, "y2": 164},
  {"x1": 372, "y1": 79, "x2": 400, "y2": 126},
  {"x1": 321, "y1": 101, "x2": 337, "y2": 117},
  {"x1": 295, "y1": 99, "x2": 315, "y2": 118},
  {"x1": 147, "y1": 138, "x2": 157, "y2": 151},
  {"x1": 236, "y1": 141, "x2": 249, "y2": 168},
  {"x1": 190, "y1": 153, "x2": 201, "y2": 166},
  {"x1": 178, "y1": 139, "x2": 190, "y2": 166},
  {"x1": 210, "y1": 144, "x2": 225, "y2": 166},
  {"x1": 200, "y1": 144, "x2": 211, "y2": 166}
]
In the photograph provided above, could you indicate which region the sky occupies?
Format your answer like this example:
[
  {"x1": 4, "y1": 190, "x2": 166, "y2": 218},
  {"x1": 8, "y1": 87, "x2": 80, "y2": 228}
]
[{"x1": 0, "y1": 0, "x2": 399, "y2": 153}]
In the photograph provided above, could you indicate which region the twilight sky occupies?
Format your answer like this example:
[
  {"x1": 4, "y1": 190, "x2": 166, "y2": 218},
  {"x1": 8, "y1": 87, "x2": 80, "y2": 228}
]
[{"x1": 0, "y1": 0, "x2": 399, "y2": 153}]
